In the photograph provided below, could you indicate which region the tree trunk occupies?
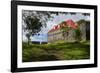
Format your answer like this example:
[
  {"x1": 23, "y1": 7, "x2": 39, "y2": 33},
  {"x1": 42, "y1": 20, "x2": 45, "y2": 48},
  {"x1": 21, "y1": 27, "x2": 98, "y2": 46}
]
[{"x1": 27, "y1": 36, "x2": 30, "y2": 45}]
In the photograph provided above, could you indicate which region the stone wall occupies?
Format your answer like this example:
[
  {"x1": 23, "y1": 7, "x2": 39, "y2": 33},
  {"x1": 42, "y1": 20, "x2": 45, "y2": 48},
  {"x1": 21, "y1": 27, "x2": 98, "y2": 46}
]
[
  {"x1": 79, "y1": 23, "x2": 86, "y2": 41},
  {"x1": 47, "y1": 22, "x2": 87, "y2": 43},
  {"x1": 47, "y1": 30, "x2": 63, "y2": 43}
]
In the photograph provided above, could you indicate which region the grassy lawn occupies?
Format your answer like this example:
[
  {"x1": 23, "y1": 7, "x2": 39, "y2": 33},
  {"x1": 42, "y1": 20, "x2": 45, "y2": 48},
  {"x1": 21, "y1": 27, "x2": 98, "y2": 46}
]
[{"x1": 22, "y1": 41, "x2": 90, "y2": 62}]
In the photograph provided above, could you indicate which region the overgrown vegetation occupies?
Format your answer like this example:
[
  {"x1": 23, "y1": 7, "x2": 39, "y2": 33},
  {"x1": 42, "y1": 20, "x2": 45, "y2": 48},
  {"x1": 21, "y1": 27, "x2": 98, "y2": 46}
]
[
  {"x1": 74, "y1": 28, "x2": 82, "y2": 42},
  {"x1": 22, "y1": 41, "x2": 90, "y2": 62}
]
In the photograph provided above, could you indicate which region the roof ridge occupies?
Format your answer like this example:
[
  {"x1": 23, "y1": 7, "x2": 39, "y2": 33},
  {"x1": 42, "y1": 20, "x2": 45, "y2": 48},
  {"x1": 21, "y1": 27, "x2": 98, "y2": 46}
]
[{"x1": 48, "y1": 19, "x2": 78, "y2": 33}]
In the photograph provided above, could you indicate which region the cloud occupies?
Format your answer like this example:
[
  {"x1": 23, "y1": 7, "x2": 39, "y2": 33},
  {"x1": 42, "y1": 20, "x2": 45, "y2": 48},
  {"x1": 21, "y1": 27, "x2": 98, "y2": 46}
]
[{"x1": 23, "y1": 12, "x2": 90, "y2": 42}]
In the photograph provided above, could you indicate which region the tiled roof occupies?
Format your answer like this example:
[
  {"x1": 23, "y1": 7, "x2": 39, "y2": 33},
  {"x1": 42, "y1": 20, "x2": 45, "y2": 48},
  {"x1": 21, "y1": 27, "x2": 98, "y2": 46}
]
[{"x1": 48, "y1": 19, "x2": 78, "y2": 33}]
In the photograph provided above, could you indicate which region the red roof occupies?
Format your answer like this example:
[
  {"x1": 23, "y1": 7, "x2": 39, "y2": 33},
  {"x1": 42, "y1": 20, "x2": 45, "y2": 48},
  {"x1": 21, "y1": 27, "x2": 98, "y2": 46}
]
[
  {"x1": 66, "y1": 19, "x2": 78, "y2": 29},
  {"x1": 48, "y1": 19, "x2": 78, "y2": 33}
]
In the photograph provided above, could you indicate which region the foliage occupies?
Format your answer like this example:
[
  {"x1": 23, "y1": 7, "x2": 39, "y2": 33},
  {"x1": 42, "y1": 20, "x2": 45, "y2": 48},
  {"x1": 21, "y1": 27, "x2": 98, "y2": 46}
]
[
  {"x1": 22, "y1": 10, "x2": 52, "y2": 44},
  {"x1": 24, "y1": 16, "x2": 43, "y2": 44},
  {"x1": 60, "y1": 22, "x2": 71, "y2": 40},
  {"x1": 74, "y1": 28, "x2": 82, "y2": 42},
  {"x1": 22, "y1": 10, "x2": 90, "y2": 44},
  {"x1": 77, "y1": 19, "x2": 86, "y2": 25}
]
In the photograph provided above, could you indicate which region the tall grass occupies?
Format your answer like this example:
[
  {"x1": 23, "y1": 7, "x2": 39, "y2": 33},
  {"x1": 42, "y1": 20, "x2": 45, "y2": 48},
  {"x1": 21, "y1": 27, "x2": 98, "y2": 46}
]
[{"x1": 22, "y1": 41, "x2": 90, "y2": 62}]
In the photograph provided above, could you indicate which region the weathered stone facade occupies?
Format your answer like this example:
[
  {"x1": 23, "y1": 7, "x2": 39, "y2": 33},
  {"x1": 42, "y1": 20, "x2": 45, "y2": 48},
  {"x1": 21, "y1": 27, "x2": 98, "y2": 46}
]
[{"x1": 47, "y1": 20, "x2": 88, "y2": 43}]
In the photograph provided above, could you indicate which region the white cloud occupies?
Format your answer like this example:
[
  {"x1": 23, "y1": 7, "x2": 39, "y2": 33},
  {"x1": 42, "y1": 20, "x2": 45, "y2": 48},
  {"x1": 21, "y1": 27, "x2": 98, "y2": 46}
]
[
  {"x1": 44, "y1": 13, "x2": 90, "y2": 33},
  {"x1": 23, "y1": 12, "x2": 90, "y2": 42}
]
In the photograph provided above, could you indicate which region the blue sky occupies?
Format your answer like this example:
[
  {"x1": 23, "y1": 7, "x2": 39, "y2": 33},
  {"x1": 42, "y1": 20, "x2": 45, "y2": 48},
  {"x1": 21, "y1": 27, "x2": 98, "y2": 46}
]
[
  {"x1": 23, "y1": 12, "x2": 90, "y2": 42},
  {"x1": 31, "y1": 34, "x2": 47, "y2": 42}
]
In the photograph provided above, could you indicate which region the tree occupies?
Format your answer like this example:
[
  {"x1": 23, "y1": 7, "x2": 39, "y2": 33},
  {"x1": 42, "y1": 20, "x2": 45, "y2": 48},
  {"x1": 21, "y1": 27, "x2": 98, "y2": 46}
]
[
  {"x1": 22, "y1": 10, "x2": 53, "y2": 44},
  {"x1": 77, "y1": 19, "x2": 86, "y2": 25},
  {"x1": 24, "y1": 16, "x2": 42, "y2": 44},
  {"x1": 22, "y1": 10, "x2": 90, "y2": 44}
]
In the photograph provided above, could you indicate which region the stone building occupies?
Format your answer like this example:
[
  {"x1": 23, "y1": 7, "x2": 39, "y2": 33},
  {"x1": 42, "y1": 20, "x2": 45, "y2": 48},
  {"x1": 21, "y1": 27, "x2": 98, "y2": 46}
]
[{"x1": 47, "y1": 19, "x2": 89, "y2": 43}]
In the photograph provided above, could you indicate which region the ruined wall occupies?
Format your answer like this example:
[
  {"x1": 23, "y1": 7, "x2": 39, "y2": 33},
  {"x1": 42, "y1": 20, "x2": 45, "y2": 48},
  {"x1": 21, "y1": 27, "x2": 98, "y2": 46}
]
[
  {"x1": 79, "y1": 23, "x2": 86, "y2": 41},
  {"x1": 47, "y1": 22, "x2": 87, "y2": 43}
]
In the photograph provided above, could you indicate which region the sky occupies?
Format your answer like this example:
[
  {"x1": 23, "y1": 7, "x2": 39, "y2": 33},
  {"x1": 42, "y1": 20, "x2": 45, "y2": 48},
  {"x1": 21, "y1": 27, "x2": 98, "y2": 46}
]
[{"x1": 22, "y1": 12, "x2": 90, "y2": 42}]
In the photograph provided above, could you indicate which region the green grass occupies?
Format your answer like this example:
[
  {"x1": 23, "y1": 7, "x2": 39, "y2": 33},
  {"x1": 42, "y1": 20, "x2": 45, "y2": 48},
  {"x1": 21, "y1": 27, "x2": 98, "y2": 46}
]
[{"x1": 22, "y1": 41, "x2": 90, "y2": 62}]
